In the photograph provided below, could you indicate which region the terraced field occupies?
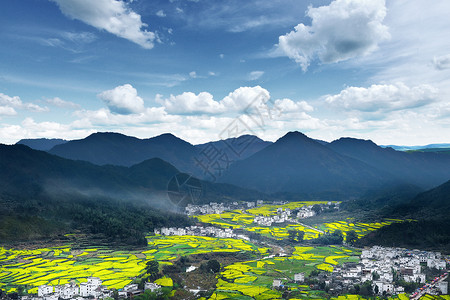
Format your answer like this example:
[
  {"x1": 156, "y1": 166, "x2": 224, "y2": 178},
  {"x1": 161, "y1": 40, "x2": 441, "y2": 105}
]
[
  {"x1": 207, "y1": 246, "x2": 360, "y2": 299},
  {"x1": 0, "y1": 235, "x2": 268, "y2": 294},
  {"x1": 195, "y1": 202, "x2": 403, "y2": 241}
]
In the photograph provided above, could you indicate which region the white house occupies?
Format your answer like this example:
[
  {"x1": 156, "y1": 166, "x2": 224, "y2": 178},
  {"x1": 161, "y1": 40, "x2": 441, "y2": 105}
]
[
  {"x1": 38, "y1": 285, "x2": 53, "y2": 297},
  {"x1": 273, "y1": 279, "x2": 282, "y2": 288},
  {"x1": 144, "y1": 282, "x2": 161, "y2": 292},
  {"x1": 294, "y1": 273, "x2": 305, "y2": 282}
]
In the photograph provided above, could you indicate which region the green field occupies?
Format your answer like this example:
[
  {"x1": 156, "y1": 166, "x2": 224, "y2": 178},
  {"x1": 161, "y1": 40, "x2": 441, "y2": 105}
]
[{"x1": 0, "y1": 235, "x2": 268, "y2": 294}]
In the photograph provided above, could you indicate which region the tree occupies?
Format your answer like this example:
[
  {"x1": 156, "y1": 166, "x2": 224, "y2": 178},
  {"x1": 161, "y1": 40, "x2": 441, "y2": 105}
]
[
  {"x1": 207, "y1": 259, "x2": 221, "y2": 273},
  {"x1": 346, "y1": 230, "x2": 358, "y2": 245},
  {"x1": 146, "y1": 260, "x2": 159, "y2": 280},
  {"x1": 372, "y1": 271, "x2": 380, "y2": 281},
  {"x1": 312, "y1": 204, "x2": 322, "y2": 215},
  {"x1": 288, "y1": 230, "x2": 305, "y2": 243},
  {"x1": 374, "y1": 284, "x2": 379, "y2": 295}
]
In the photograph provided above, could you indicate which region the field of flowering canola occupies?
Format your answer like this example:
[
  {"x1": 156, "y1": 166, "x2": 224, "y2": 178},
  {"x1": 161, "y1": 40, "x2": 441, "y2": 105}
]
[
  {"x1": 0, "y1": 235, "x2": 268, "y2": 294},
  {"x1": 206, "y1": 246, "x2": 360, "y2": 299}
]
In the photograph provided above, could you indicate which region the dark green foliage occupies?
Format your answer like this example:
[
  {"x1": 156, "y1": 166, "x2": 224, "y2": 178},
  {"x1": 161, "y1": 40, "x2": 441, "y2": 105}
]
[
  {"x1": 312, "y1": 230, "x2": 343, "y2": 245},
  {"x1": 288, "y1": 230, "x2": 305, "y2": 242},
  {"x1": 312, "y1": 204, "x2": 322, "y2": 215},
  {"x1": 346, "y1": 230, "x2": 358, "y2": 245},
  {"x1": 357, "y1": 220, "x2": 450, "y2": 253},
  {"x1": 0, "y1": 143, "x2": 265, "y2": 244},
  {"x1": 358, "y1": 281, "x2": 373, "y2": 296},
  {"x1": 207, "y1": 259, "x2": 221, "y2": 273},
  {"x1": 200, "y1": 259, "x2": 221, "y2": 273},
  {"x1": 357, "y1": 180, "x2": 450, "y2": 253},
  {"x1": 372, "y1": 271, "x2": 380, "y2": 281},
  {"x1": 146, "y1": 260, "x2": 160, "y2": 280}
]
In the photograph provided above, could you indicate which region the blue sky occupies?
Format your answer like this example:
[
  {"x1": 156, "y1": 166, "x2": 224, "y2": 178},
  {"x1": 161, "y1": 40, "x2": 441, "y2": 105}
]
[{"x1": 0, "y1": 0, "x2": 449, "y2": 145}]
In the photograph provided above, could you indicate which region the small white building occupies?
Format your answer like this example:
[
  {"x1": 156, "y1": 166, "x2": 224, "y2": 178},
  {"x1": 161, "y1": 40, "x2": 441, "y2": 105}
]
[
  {"x1": 294, "y1": 273, "x2": 305, "y2": 282},
  {"x1": 44, "y1": 295, "x2": 58, "y2": 300},
  {"x1": 144, "y1": 282, "x2": 161, "y2": 292},
  {"x1": 38, "y1": 285, "x2": 53, "y2": 297},
  {"x1": 273, "y1": 279, "x2": 282, "y2": 288},
  {"x1": 123, "y1": 284, "x2": 139, "y2": 292},
  {"x1": 438, "y1": 281, "x2": 448, "y2": 294}
]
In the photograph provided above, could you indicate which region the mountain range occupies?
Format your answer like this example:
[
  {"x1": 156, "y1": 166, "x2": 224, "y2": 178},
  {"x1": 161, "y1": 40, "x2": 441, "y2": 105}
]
[
  {"x1": 15, "y1": 131, "x2": 450, "y2": 198},
  {"x1": 0, "y1": 143, "x2": 265, "y2": 244}
]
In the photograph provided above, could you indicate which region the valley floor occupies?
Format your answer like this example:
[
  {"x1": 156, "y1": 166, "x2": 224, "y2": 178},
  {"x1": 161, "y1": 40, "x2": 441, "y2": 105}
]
[{"x1": 1, "y1": 201, "x2": 449, "y2": 300}]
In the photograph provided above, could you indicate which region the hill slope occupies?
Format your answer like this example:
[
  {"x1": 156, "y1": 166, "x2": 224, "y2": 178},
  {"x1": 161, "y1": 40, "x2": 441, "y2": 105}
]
[
  {"x1": 357, "y1": 180, "x2": 450, "y2": 252},
  {"x1": 0, "y1": 144, "x2": 265, "y2": 244},
  {"x1": 220, "y1": 131, "x2": 393, "y2": 198},
  {"x1": 195, "y1": 134, "x2": 272, "y2": 161},
  {"x1": 48, "y1": 132, "x2": 202, "y2": 176},
  {"x1": 17, "y1": 138, "x2": 67, "y2": 151},
  {"x1": 327, "y1": 137, "x2": 450, "y2": 189}
]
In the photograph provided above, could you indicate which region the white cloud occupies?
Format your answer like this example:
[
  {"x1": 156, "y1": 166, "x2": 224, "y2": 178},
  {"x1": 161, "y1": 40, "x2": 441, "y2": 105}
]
[
  {"x1": 278, "y1": 0, "x2": 390, "y2": 71},
  {"x1": 274, "y1": 98, "x2": 313, "y2": 113},
  {"x1": 248, "y1": 71, "x2": 264, "y2": 81},
  {"x1": 98, "y1": 84, "x2": 145, "y2": 114},
  {"x1": 325, "y1": 83, "x2": 438, "y2": 116},
  {"x1": 0, "y1": 92, "x2": 48, "y2": 113},
  {"x1": 189, "y1": 71, "x2": 197, "y2": 78},
  {"x1": 157, "y1": 92, "x2": 223, "y2": 115},
  {"x1": 50, "y1": 0, "x2": 155, "y2": 49},
  {"x1": 156, "y1": 10, "x2": 166, "y2": 17},
  {"x1": 46, "y1": 97, "x2": 81, "y2": 109},
  {"x1": 0, "y1": 106, "x2": 17, "y2": 116},
  {"x1": 433, "y1": 54, "x2": 450, "y2": 70}
]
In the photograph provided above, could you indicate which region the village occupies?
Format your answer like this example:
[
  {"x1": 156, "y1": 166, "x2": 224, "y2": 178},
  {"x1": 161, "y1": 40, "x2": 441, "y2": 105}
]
[
  {"x1": 271, "y1": 246, "x2": 449, "y2": 297},
  {"x1": 3, "y1": 246, "x2": 446, "y2": 300},
  {"x1": 1, "y1": 202, "x2": 448, "y2": 300}
]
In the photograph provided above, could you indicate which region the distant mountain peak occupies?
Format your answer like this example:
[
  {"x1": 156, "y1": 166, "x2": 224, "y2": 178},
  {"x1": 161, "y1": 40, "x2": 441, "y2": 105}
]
[
  {"x1": 331, "y1": 137, "x2": 378, "y2": 147},
  {"x1": 275, "y1": 131, "x2": 317, "y2": 145}
]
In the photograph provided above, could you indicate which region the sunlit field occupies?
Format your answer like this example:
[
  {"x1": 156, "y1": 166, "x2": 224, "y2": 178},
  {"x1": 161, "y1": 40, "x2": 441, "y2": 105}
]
[
  {"x1": 0, "y1": 235, "x2": 267, "y2": 294},
  {"x1": 206, "y1": 246, "x2": 360, "y2": 299}
]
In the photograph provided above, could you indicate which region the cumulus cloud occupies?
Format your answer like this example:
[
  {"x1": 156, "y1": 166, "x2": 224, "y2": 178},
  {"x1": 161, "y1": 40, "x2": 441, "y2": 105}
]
[
  {"x1": 189, "y1": 71, "x2": 197, "y2": 78},
  {"x1": 0, "y1": 92, "x2": 48, "y2": 114},
  {"x1": 248, "y1": 71, "x2": 264, "y2": 81},
  {"x1": 157, "y1": 92, "x2": 223, "y2": 115},
  {"x1": 50, "y1": 0, "x2": 155, "y2": 49},
  {"x1": 325, "y1": 83, "x2": 438, "y2": 114},
  {"x1": 274, "y1": 98, "x2": 313, "y2": 113},
  {"x1": 98, "y1": 84, "x2": 145, "y2": 114},
  {"x1": 156, "y1": 10, "x2": 166, "y2": 17},
  {"x1": 46, "y1": 97, "x2": 81, "y2": 109},
  {"x1": 0, "y1": 106, "x2": 16, "y2": 116},
  {"x1": 278, "y1": 0, "x2": 390, "y2": 71},
  {"x1": 433, "y1": 54, "x2": 450, "y2": 70}
]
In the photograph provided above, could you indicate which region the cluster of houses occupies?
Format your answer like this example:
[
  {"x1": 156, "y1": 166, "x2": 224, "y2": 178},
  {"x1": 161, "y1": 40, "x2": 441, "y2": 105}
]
[
  {"x1": 254, "y1": 208, "x2": 292, "y2": 226},
  {"x1": 253, "y1": 202, "x2": 338, "y2": 226},
  {"x1": 330, "y1": 246, "x2": 448, "y2": 295},
  {"x1": 270, "y1": 246, "x2": 448, "y2": 296},
  {"x1": 184, "y1": 200, "x2": 265, "y2": 216},
  {"x1": 22, "y1": 278, "x2": 161, "y2": 300},
  {"x1": 154, "y1": 225, "x2": 249, "y2": 240}
]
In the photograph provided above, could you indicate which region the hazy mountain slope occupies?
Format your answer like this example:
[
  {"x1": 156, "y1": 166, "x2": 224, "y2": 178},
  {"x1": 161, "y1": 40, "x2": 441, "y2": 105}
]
[
  {"x1": 327, "y1": 138, "x2": 450, "y2": 189},
  {"x1": 196, "y1": 134, "x2": 272, "y2": 161},
  {"x1": 48, "y1": 132, "x2": 201, "y2": 175},
  {"x1": 17, "y1": 138, "x2": 67, "y2": 151},
  {"x1": 357, "y1": 180, "x2": 450, "y2": 252},
  {"x1": 0, "y1": 144, "x2": 267, "y2": 244},
  {"x1": 220, "y1": 131, "x2": 393, "y2": 197}
]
